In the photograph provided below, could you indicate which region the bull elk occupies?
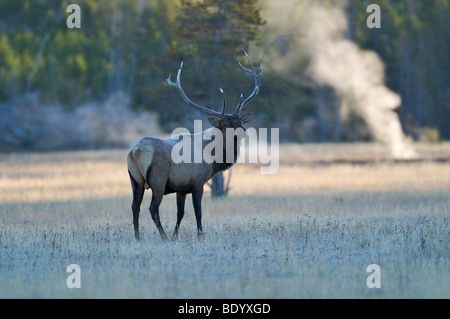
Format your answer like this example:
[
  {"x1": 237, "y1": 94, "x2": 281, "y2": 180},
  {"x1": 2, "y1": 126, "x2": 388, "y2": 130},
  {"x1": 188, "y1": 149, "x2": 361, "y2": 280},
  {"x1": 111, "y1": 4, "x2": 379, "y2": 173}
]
[{"x1": 127, "y1": 52, "x2": 262, "y2": 240}]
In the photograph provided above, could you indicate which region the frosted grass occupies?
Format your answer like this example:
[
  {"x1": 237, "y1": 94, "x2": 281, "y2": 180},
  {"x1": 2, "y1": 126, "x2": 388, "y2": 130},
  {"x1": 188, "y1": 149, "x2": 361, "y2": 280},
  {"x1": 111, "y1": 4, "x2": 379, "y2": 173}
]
[{"x1": 0, "y1": 191, "x2": 448, "y2": 298}]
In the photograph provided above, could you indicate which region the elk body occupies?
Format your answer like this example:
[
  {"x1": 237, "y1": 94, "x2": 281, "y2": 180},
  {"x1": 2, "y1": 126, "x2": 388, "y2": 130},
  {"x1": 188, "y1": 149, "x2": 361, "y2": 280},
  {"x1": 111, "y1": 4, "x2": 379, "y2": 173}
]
[{"x1": 127, "y1": 52, "x2": 262, "y2": 240}]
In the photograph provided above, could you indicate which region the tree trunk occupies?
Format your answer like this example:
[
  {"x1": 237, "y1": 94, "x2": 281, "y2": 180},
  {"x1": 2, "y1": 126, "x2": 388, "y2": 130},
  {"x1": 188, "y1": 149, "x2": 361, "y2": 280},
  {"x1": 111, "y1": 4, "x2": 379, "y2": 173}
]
[
  {"x1": 314, "y1": 85, "x2": 326, "y2": 142},
  {"x1": 25, "y1": 32, "x2": 50, "y2": 96},
  {"x1": 211, "y1": 173, "x2": 224, "y2": 197},
  {"x1": 210, "y1": 168, "x2": 232, "y2": 197}
]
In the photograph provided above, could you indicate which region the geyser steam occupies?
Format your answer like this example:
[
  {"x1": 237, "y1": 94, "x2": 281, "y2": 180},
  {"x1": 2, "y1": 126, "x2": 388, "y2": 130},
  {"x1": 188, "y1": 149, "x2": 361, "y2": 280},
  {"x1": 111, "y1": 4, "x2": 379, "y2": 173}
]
[{"x1": 302, "y1": 5, "x2": 416, "y2": 159}]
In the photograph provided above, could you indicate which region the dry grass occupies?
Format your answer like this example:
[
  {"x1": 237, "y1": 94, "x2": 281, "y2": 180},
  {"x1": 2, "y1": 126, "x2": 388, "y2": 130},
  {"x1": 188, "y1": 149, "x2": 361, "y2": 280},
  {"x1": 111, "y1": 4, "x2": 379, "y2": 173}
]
[
  {"x1": 0, "y1": 142, "x2": 449, "y2": 298},
  {"x1": 1, "y1": 142, "x2": 449, "y2": 204}
]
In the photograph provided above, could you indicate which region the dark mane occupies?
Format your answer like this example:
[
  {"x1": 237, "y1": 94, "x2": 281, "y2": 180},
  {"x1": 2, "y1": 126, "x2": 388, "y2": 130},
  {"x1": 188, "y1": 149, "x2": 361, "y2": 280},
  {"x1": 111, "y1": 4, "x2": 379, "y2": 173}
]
[{"x1": 211, "y1": 134, "x2": 239, "y2": 176}]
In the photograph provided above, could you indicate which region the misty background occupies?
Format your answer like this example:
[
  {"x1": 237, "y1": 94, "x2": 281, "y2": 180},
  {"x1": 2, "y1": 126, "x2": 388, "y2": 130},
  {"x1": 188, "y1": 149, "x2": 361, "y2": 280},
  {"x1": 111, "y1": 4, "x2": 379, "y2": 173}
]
[{"x1": 0, "y1": 0, "x2": 449, "y2": 157}]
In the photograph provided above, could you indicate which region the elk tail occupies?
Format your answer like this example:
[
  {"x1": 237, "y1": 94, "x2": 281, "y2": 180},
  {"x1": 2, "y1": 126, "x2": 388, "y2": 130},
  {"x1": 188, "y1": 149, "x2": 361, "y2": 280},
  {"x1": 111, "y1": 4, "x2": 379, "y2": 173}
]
[
  {"x1": 131, "y1": 145, "x2": 154, "y2": 190},
  {"x1": 132, "y1": 148, "x2": 140, "y2": 160}
]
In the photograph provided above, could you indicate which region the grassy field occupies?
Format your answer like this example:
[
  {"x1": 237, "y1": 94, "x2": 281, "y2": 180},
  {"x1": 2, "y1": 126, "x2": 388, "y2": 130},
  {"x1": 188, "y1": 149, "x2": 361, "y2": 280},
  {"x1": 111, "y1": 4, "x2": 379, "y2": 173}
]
[{"x1": 0, "y1": 142, "x2": 449, "y2": 298}]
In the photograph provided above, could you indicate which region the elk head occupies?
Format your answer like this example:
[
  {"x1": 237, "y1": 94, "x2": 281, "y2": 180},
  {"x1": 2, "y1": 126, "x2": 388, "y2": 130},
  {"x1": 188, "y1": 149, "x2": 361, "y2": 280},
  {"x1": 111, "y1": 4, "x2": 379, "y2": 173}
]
[{"x1": 166, "y1": 51, "x2": 262, "y2": 133}]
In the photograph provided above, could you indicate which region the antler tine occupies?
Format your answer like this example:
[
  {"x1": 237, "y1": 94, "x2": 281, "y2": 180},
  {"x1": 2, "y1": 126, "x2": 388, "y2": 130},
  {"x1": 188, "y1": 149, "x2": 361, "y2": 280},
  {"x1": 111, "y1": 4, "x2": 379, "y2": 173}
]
[
  {"x1": 166, "y1": 62, "x2": 223, "y2": 117},
  {"x1": 236, "y1": 51, "x2": 262, "y2": 114},
  {"x1": 166, "y1": 61, "x2": 181, "y2": 85},
  {"x1": 237, "y1": 51, "x2": 253, "y2": 72},
  {"x1": 235, "y1": 93, "x2": 244, "y2": 113},
  {"x1": 219, "y1": 88, "x2": 226, "y2": 116}
]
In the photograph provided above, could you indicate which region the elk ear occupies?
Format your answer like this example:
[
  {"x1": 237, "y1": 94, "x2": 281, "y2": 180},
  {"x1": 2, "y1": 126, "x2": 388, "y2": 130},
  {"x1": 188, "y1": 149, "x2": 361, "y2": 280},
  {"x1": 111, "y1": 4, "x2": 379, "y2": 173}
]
[
  {"x1": 208, "y1": 117, "x2": 221, "y2": 127},
  {"x1": 240, "y1": 112, "x2": 253, "y2": 124}
]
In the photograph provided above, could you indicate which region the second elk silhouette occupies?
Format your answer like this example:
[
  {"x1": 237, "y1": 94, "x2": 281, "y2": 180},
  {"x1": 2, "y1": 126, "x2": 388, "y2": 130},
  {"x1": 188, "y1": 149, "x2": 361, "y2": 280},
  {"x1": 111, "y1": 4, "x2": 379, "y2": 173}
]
[{"x1": 127, "y1": 52, "x2": 262, "y2": 240}]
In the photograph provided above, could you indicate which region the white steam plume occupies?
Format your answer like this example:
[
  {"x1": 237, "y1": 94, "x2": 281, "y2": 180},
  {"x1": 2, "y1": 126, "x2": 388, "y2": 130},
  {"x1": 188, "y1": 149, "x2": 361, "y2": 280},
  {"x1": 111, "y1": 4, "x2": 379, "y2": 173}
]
[
  {"x1": 302, "y1": 5, "x2": 416, "y2": 159},
  {"x1": 261, "y1": 1, "x2": 416, "y2": 159}
]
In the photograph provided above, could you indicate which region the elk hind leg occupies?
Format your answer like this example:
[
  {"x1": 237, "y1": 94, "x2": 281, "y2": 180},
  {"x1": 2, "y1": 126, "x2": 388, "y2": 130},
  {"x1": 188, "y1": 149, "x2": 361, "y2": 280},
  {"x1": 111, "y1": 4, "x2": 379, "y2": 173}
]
[{"x1": 129, "y1": 171, "x2": 145, "y2": 241}]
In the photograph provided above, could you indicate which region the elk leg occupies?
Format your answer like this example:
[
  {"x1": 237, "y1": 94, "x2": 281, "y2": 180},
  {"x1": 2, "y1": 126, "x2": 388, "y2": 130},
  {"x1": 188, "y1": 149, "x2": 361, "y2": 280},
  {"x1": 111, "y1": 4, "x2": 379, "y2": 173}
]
[
  {"x1": 173, "y1": 192, "x2": 186, "y2": 239},
  {"x1": 192, "y1": 187, "x2": 204, "y2": 237},
  {"x1": 149, "y1": 191, "x2": 167, "y2": 240},
  {"x1": 129, "y1": 171, "x2": 144, "y2": 241}
]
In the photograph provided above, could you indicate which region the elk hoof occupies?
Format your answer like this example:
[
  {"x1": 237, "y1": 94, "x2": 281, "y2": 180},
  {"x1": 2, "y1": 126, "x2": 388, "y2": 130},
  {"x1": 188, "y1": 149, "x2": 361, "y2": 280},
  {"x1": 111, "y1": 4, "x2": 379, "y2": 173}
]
[{"x1": 197, "y1": 232, "x2": 206, "y2": 240}]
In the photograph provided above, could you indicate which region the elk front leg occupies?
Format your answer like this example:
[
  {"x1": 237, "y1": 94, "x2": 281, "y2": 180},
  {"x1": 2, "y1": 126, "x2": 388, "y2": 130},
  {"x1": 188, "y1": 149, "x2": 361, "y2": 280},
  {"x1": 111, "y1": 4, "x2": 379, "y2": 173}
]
[
  {"x1": 192, "y1": 186, "x2": 204, "y2": 237},
  {"x1": 149, "y1": 191, "x2": 167, "y2": 240},
  {"x1": 173, "y1": 192, "x2": 186, "y2": 239}
]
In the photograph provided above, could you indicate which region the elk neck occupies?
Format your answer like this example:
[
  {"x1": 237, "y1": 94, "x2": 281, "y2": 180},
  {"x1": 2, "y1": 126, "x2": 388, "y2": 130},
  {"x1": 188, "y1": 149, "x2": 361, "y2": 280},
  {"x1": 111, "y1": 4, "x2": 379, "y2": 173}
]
[{"x1": 211, "y1": 130, "x2": 243, "y2": 175}]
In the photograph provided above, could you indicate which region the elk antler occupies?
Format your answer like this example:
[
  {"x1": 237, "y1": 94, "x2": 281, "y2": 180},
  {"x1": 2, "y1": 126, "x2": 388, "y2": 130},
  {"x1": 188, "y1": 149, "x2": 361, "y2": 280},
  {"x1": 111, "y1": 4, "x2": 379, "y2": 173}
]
[
  {"x1": 166, "y1": 62, "x2": 225, "y2": 117},
  {"x1": 235, "y1": 51, "x2": 262, "y2": 114},
  {"x1": 219, "y1": 88, "x2": 226, "y2": 117}
]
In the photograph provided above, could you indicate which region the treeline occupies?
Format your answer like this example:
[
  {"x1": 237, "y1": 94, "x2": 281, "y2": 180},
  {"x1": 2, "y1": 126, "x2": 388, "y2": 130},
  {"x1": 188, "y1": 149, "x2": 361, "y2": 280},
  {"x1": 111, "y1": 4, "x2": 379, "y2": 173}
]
[
  {"x1": 0, "y1": 0, "x2": 449, "y2": 146},
  {"x1": 0, "y1": 0, "x2": 174, "y2": 107}
]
